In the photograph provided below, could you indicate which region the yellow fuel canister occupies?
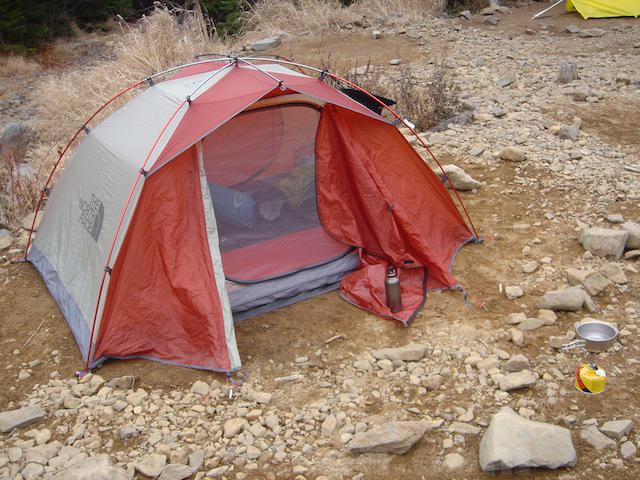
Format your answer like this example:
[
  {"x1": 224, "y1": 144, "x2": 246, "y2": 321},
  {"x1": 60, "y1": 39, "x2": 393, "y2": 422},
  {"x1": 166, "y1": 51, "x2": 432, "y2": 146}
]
[{"x1": 575, "y1": 364, "x2": 606, "y2": 394}]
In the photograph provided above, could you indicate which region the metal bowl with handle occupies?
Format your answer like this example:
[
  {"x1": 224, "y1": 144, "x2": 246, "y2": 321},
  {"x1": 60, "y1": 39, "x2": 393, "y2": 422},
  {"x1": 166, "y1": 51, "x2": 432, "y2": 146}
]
[{"x1": 562, "y1": 321, "x2": 619, "y2": 353}]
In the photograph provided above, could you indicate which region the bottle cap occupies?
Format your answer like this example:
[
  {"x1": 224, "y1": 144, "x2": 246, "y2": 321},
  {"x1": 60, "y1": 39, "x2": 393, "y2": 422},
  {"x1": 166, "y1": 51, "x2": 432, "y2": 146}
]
[{"x1": 387, "y1": 266, "x2": 396, "y2": 277}]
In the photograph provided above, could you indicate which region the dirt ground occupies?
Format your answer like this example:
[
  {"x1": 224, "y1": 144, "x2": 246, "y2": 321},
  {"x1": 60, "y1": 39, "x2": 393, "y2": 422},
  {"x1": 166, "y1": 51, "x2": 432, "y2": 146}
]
[{"x1": 1, "y1": 2, "x2": 640, "y2": 479}]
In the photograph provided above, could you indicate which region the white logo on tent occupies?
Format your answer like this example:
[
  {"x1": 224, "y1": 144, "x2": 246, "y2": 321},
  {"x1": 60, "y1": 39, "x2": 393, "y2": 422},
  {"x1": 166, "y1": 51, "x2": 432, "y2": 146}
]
[{"x1": 79, "y1": 194, "x2": 104, "y2": 242}]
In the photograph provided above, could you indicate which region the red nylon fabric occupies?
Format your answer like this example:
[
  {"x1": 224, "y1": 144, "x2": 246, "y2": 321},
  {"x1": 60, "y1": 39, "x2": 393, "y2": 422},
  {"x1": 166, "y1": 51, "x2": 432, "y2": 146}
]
[
  {"x1": 94, "y1": 148, "x2": 232, "y2": 370},
  {"x1": 316, "y1": 105, "x2": 474, "y2": 321}
]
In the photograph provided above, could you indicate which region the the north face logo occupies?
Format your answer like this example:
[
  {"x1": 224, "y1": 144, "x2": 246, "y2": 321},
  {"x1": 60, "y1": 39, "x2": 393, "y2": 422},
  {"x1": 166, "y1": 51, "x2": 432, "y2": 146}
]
[{"x1": 79, "y1": 194, "x2": 104, "y2": 242}]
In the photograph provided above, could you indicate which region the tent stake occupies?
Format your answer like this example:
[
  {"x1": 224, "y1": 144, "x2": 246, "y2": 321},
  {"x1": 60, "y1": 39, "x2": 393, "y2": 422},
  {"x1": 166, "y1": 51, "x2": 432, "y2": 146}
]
[{"x1": 532, "y1": 0, "x2": 564, "y2": 20}]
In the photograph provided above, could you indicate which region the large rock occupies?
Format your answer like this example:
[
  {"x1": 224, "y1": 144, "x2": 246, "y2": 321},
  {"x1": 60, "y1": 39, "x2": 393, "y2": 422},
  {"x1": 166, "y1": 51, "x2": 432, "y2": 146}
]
[
  {"x1": 441, "y1": 164, "x2": 481, "y2": 191},
  {"x1": 372, "y1": 343, "x2": 430, "y2": 362},
  {"x1": 251, "y1": 37, "x2": 281, "y2": 52},
  {"x1": 622, "y1": 221, "x2": 640, "y2": 249},
  {"x1": 538, "y1": 286, "x2": 589, "y2": 311},
  {"x1": 52, "y1": 454, "x2": 128, "y2": 480},
  {"x1": 580, "y1": 425, "x2": 616, "y2": 450},
  {"x1": 498, "y1": 370, "x2": 537, "y2": 391},
  {"x1": 479, "y1": 407, "x2": 577, "y2": 471},
  {"x1": 504, "y1": 354, "x2": 530, "y2": 372},
  {"x1": 599, "y1": 263, "x2": 627, "y2": 284},
  {"x1": 0, "y1": 406, "x2": 46, "y2": 433},
  {"x1": 347, "y1": 421, "x2": 433, "y2": 454},
  {"x1": 0, "y1": 123, "x2": 32, "y2": 159},
  {"x1": 579, "y1": 227, "x2": 629, "y2": 259}
]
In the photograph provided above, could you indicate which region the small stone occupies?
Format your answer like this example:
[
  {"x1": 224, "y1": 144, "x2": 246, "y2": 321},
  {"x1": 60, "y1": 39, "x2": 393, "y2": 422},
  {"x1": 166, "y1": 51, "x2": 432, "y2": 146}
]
[
  {"x1": 499, "y1": 147, "x2": 526, "y2": 162},
  {"x1": 580, "y1": 425, "x2": 616, "y2": 450},
  {"x1": 537, "y1": 309, "x2": 557, "y2": 325},
  {"x1": 443, "y1": 453, "x2": 466, "y2": 470},
  {"x1": 622, "y1": 221, "x2": 640, "y2": 249},
  {"x1": 223, "y1": 418, "x2": 245, "y2": 438},
  {"x1": 578, "y1": 28, "x2": 605, "y2": 38},
  {"x1": 522, "y1": 261, "x2": 538, "y2": 273},
  {"x1": 599, "y1": 420, "x2": 633, "y2": 440},
  {"x1": 190, "y1": 381, "x2": 210, "y2": 396},
  {"x1": 517, "y1": 318, "x2": 544, "y2": 331},
  {"x1": 441, "y1": 164, "x2": 481, "y2": 191},
  {"x1": 509, "y1": 329, "x2": 524, "y2": 346},
  {"x1": 607, "y1": 214, "x2": 624, "y2": 223},
  {"x1": 599, "y1": 263, "x2": 627, "y2": 284},
  {"x1": 321, "y1": 414, "x2": 338, "y2": 437},
  {"x1": 158, "y1": 464, "x2": 193, "y2": 480},
  {"x1": 538, "y1": 286, "x2": 587, "y2": 311},
  {"x1": 389, "y1": 58, "x2": 401, "y2": 65},
  {"x1": 135, "y1": 454, "x2": 167, "y2": 478},
  {"x1": 422, "y1": 374, "x2": 443, "y2": 391},
  {"x1": 372, "y1": 343, "x2": 430, "y2": 362},
  {"x1": 347, "y1": 421, "x2": 434, "y2": 454},
  {"x1": 251, "y1": 37, "x2": 281, "y2": 52},
  {"x1": 250, "y1": 391, "x2": 273, "y2": 404},
  {"x1": 505, "y1": 286, "x2": 523, "y2": 300},
  {"x1": 621, "y1": 441, "x2": 637, "y2": 459},
  {"x1": 498, "y1": 370, "x2": 536, "y2": 391},
  {"x1": 505, "y1": 312, "x2": 527, "y2": 325},
  {"x1": 372, "y1": 30, "x2": 382, "y2": 39},
  {"x1": 504, "y1": 354, "x2": 530, "y2": 373},
  {"x1": 558, "y1": 125, "x2": 580, "y2": 141}
]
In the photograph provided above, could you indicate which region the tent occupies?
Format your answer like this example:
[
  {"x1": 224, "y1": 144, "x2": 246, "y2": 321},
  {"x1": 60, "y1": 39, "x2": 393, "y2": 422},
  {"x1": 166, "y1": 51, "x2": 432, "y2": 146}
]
[
  {"x1": 25, "y1": 57, "x2": 478, "y2": 373},
  {"x1": 566, "y1": 0, "x2": 640, "y2": 18}
]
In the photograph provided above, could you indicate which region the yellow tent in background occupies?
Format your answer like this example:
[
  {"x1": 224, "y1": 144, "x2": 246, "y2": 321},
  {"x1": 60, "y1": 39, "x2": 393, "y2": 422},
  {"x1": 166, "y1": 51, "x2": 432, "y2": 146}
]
[{"x1": 567, "y1": 0, "x2": 640, "y2": 18}]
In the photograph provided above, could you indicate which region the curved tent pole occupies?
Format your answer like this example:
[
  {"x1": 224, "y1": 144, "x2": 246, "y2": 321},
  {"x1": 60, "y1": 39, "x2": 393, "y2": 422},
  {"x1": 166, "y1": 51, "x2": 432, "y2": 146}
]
[
  {"x1": 22, "y1": 57, "x2": 241, "y2": 261},
  {"x1": 23, "y1": 78, "x2": 148, "y2": 260},
  {"x1": 83, "y1": 62, "x2": 235, "y2": 372}
]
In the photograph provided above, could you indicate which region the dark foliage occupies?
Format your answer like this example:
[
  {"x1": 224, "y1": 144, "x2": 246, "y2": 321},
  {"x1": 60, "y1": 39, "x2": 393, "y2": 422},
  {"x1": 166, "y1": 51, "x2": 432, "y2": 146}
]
[{"x1": 0, "y1": 0, "x2": 247, "y2": 53}]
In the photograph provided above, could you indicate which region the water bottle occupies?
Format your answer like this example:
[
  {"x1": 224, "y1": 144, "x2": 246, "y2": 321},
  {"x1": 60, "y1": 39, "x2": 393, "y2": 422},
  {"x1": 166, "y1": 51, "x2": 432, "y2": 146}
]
[{"x1": 385, "y1": 266, "x2": 402, "y2": 313}]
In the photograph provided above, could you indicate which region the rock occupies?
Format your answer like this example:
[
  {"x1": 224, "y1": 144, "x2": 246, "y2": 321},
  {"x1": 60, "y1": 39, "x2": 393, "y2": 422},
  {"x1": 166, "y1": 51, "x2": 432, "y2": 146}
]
[
  {"x1": 566, "y1": 24, "x2": 581, "y2": 34},
  {"x1": 579, "y1": 227, "x2": 629, "y2": 259},
  {"x1": 522, "y1": 261, "x2": 538, "y2": 273},
  {"x1": 499, "y1": 147, "x2": 526, "y2": 162},
  {"x1": 599, "y1": 419, "x2": 633, "y2": 440},
  {"x1": 505, "y1": 312, "x2": 526, "y2": 325},
  {"x1": 572, "y1": 84, "x2": 592, "y2": 101},
  {"x1": 579, "y1": 28, "x2": 605, "y2": 38},
  {"x1": 190, "y1": 380, "x2": 210, "y2": 396},
  {"x1": 517, "y1": 318, "x2": 544, "y2": 331},
  {"x1": 599, "y1": 263, "x2": 627, "y2": 284},
  {"x1": 505, "y1": 286, "x2": 523, "y2": 300},
  {"x1": 347, "y1": 421, "x2": 433, "y2": 454},
  {"x1": 249, "y1": 391, "x2": 273, "y2": 404},
  {"x1": 422, "y1": 374, "x2": 443, "y2": 391},
  {"x1": 0, "y1": 406, "x2": 46, "y2": 433},
  {"x1": 504, "y1": 354, "x2": 530, "y2": 372},
  {"x1": 321, "y1": 414, "x2": 338, "y2": 436},
  {"x1": 622, "y1": 221, "x2": 640, "y2": 249},
  {"x1": 538, "y1": 286, "x2": 588, "y2": 311},
  {"x1": 509, "y1": 328, "x2": 524, "y2": 346},
  {"x1": 135, "y1": 454, "x2": 167, "y2": 477},
  {"x1": 372, "y1": 30, "x2": 382, "y2": 39},
  {"x1": 538, "y1": 309, "x2": 557, "y2": 325},
  {"x1": 449, "y1": 422, "x2": 481, "y2": 435},
  {"x1": 0, "y1": 235, "x2": 12, "y2": 251},
  {"x1": 52, "y1": 454, "x2": 128, "y2": 480},
  {"x1": 469, "y1": 145, "x2": 485, "y2": 156},
  {"x1": 372, "y1": 343, "x2": 430, "y2": 362},
  {"x1": 558, "y1": 125, "x2": 579, "y2": 141},
  {"x1": 158, "y1": 464, "x2": 193, "y2": 480},
  {"x1": 557, "y1": 61, "x2": 578, "y2": 84},
  {"x1": 607, "y1": 213, "x2": 624, "y2": 223},
  {"x1": 126, "y1": 389, "x2": 148, "y2": 406},
  {"x1": 498, "y1": 370, "x2": 536, "y2": 391},
  {"x1": 223, "y1": 418, "x2": 245, "y2": 438},
  {"x1": 26, "y1": 442, "x2": 62, "y2": 465},
  {"x1": 621, "y1": 441, "x2": 637, "y2": 459},
  {"x1": 106, "y1": 376, "x2": 134, "y2": 389},
  {"x1": 549, "y1": 335, "x2": 573, "y2": 349},
  {"x1": 441, "y1": 164, "x2": 481, "y2": 191},
  {"x1": 566, "y1": 268, "x2": 611, "y2": 295},
  {"x1": 443, "y1": 453, "x2": 466, "y2": 470},
  {"x1": 188, "y1": 451, "x2": 204, "y2": 472},
  {"x1": 459, "y1": 10, "x2": 472, "y2": 20},
  {"x1": 21, "y1": 463, "x2": 44, "y2": 479},
  {"x1": 251, "y1": 37, "x2": 281, "y2": 52},
  {"x1": 624, "y1": 249, "x2": 640, "y2": 259},
  {"x1": 389, "y1": 58, "x2": 401, "y2": 65},
  {"x1": 479, "y1": 407, "x2": 576, "y2": 471},
  {"x1": 580, "y1": 425, "x2": 616, "y2": 450},
  {"x1": 483, "y1": 15, "x2": 499, "y2": 25}
]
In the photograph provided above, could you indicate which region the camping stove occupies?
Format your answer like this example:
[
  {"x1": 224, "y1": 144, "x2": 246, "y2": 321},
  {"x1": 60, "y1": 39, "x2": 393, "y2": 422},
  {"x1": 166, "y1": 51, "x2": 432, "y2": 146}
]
[{"x1": 562, "y1": 321, "x2": 619, "y2": 395}]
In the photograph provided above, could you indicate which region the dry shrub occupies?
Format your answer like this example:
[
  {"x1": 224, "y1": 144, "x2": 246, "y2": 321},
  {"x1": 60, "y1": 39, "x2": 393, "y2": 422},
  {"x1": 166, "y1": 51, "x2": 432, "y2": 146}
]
[
  {"x1": 0, "y1": 55, "x2": 41, "y2": 77},
  {"x1": 336, "y1": 59, "x2": 459, "y2": 131},
  {"x1": 34, "y1": 4, "x2": 229, "y2": 144},
  {"x1": 245, "y1": 0, "x2": 445, "y2": 35}
]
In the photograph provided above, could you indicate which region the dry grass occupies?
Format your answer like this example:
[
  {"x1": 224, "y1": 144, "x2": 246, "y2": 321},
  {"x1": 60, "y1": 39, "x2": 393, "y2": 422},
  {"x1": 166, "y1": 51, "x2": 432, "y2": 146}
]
[
  {"x1": 34, "y1": 5, "x2": 229, "y2": 144},
  {"x1": 0, "y1": 55, "x2": 41, "y2": 77},
  {"x1": 245, "y1": 0, "x2": 445, "y2": 35}
]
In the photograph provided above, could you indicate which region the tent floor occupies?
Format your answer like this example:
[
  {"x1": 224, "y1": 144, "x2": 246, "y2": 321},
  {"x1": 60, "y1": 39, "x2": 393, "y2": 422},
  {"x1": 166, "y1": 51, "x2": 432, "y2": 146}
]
[{"x1": 226, "y1": 251, "x2": 360, "y2": 322}]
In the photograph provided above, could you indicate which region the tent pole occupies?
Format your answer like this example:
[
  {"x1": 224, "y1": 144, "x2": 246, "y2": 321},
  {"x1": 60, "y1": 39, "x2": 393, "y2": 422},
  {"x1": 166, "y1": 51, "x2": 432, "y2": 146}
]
[{"x1": 532, "y1": 0, "x2": 564, "y2": 20}]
